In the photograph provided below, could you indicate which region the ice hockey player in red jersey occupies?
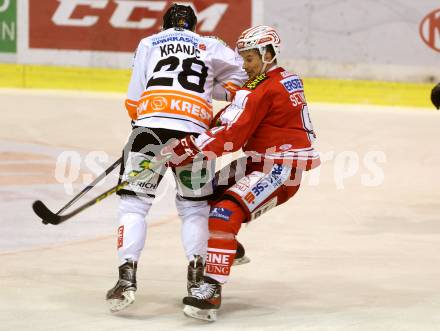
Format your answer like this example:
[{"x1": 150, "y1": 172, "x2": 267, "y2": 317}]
[{"x1": 161, "y1": 25, "x2": 321, "y2": 321}]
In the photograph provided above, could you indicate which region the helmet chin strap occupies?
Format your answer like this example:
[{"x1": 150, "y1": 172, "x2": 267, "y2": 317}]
[
  {"x1": 259, "y1": 63, "x2": 268, "y2": 75},
  {"x1": 259, "y1": 47, "x2": 277, "y2": 75}
]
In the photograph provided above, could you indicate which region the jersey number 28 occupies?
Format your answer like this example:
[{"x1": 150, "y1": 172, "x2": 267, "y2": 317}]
[{"x1": 146, "y1": 56, "x2": 208, "y2": 93}]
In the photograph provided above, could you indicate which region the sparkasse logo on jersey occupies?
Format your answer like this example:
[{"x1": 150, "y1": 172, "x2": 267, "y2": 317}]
[
  {"x1": 419, "y1": 8, "x2": 440, "y2": 53},
  {"x1": 29, "y1": 0, "x2": 252, "y2": 52}
]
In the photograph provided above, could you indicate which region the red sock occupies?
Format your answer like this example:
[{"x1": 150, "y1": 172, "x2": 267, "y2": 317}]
[
  {"x1": 205, "y1": 237, "x2": 237, "y2": 283},
  {"x1": 205, "y1": 199, "x2": 245, "y2": 283}
]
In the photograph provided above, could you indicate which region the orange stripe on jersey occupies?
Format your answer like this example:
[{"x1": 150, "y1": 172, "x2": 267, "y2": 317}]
[
  {"x1": 223, "y1": 82, "x2": 240, "y2": 93},
  {"x1": 137, "y1": 90, "x2": 213, "y2": 127},
  {"x1": 125, "y1": 99, "x2": 138, "y2": 120},
  {"x1": 140, "y1": 89, "x2": 211, "y2": 108},
  {"x1": 223, "y1": 82, "x2": 241, "y2": 100}
]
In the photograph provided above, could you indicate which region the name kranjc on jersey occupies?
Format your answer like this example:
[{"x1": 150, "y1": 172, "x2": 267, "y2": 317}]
[{"x1": 125, "y1": 28, "x2": 247, "y2": 134}]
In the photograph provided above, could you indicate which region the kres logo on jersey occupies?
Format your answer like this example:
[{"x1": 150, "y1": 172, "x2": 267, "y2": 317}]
[
  {"x1": 419, "y1": 8, "x2": 440, "y2": 53},
  {"x1": 29, "y1": 0, "x2": 252, "y2": 52}
]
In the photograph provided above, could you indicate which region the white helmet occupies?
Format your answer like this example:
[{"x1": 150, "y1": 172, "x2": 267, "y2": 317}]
[{"x1": 236, "y1": 25, "x2": 281, "y2": 67}]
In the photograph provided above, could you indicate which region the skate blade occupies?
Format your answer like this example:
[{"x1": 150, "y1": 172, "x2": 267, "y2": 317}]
[
  {"x1": 183, "y1": 305, "x2": 217, "y2": 322},
  {"x1": 232, "y1": 255, "x2": 251, "y2": 266},
  {"x1": 107, "y1": 290, "x2": 135, "y2": 313}
]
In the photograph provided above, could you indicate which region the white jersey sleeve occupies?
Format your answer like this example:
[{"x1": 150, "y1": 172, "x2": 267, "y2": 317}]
[
  {"x1": 124, "y1": 29, "x2": 247, "y2": 133},
  {"x1": 125, "y1": 41, "x2": 150, "y2": 119},
  {"x1": 205, "y1": 37, "x2": 247, "y2": 102}
]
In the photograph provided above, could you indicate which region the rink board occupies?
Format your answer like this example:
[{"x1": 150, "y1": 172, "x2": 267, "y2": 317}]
[{"x1": 0, "y1": 63, "x2": 434, "y2": 108}]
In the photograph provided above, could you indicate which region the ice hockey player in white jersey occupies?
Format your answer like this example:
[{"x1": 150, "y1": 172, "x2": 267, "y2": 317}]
[{"x1": 105, "y1": 4, "x2": 248, "y2": 313}]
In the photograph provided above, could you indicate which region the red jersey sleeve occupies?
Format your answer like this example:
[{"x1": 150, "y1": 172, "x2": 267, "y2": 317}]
[{"x1": 194, "y1": 89, "x2": 269, "y2": 157}]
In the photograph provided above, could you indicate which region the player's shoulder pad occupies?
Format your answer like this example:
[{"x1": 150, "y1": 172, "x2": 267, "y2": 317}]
[
  {"x1": 133, "y1": 37, "x2": 151, "y2": 59},
  {"x1": 244, "y1": 74, "x2": 268, "y2": 90},
  {"x1": 204, "y1": 35, "x2": 228, "y2": 47},
  {"x1": 138, "y1": 36, "x2": 152, "y2": 50}
]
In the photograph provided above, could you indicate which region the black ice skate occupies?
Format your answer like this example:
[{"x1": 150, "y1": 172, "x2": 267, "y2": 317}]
[
  {"x1": 106, "y1": 260, "x2": 137, "y2": 312},
  {"x1": 187, "y1": 255, "x2": 204, "y2": 295},
  {"x1": 233, "y1": 241, "x2": 251, "y2": 266},
  {"x1": 183, "y1": 276, "x2": 222, "y2": 322}
]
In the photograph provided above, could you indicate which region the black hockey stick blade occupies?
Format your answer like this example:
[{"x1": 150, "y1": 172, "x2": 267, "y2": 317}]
[
  {"x1": 31, "y1": 155, "x2": 171, "y2": 225},
  {"x1": 32, "y1": 200, "x2": 64, "y2": 225}
]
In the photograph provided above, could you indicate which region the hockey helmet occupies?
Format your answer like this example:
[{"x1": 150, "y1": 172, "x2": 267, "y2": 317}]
[
  {"x1": 236, "y1": 25, "x2": 281, "y2": 64},
  {"x1": 162, "y1": 4, "x2": 197, "y2": 31}
]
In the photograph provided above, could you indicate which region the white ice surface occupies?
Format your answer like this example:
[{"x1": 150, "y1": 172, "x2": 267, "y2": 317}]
[{"x1": 1, "y1": 89, "x2": 440, "y2": 330}]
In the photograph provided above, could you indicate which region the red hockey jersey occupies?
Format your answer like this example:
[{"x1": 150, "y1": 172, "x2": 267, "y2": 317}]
[{"x1": 193, "y1": 67, "x2": 320, "y2": 170}]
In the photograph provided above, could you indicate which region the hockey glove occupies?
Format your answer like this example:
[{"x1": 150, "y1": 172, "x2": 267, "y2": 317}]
[
  {"x1": 431, "y1": 83, "x2": 440, "y2": 110},
  {"x1": 160, "y1": 135, "x2": 201, "y2": 167}
]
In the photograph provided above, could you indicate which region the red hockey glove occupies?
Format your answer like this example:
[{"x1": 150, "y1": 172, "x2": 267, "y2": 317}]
[{"x1": 160, "y1": 135, "x2": 201, "y2": 167}]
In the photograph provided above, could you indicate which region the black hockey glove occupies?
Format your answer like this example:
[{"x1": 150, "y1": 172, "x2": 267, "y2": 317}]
[{"x1": 431, "y1": 83, "x2": 440, "y2": 110}]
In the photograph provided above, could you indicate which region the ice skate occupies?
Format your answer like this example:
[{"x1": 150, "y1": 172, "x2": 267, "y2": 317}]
[
  {"x1": 183, "y1": 276, "x2": 222, "y2": 322},
  {"x1": 233, "y1": 241, "x2": 251, "y2": 266},
  {"x1": 106, "y1": 260, "x2": 137, "y2": 312},
  {"x1": 187, "y1": 255, "x2": 204, "y2": 295}
]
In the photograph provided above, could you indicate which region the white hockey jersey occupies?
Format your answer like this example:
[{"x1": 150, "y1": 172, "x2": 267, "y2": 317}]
[{"x1": 125, "y1": 28, "x2": 247, "y2": 134}]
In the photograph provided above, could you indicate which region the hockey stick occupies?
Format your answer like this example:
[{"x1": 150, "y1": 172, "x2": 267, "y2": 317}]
[
  {"x1": 32, "y1": 156, "x2": 169, "y2": 225},
  {"x1": 56, "y1": 156, "x2": 122, "y2": 215}
]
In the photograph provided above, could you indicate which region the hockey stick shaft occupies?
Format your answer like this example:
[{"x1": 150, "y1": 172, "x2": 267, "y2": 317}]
[
  {"x1": 51, "y1": 180, "x2": 133, "y2": 224},
  {"x1": 56, "y1": 156, "x2": 122, "y2": 215},
  {"x1": 33, "y1": 156, "x2": 169, "y2": 225},
  {"x1": 53, "y1": 158, "x2": 166, "y2": 223}
]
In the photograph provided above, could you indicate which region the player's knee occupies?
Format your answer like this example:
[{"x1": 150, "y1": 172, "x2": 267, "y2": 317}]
[
  {"x1": 175, "y1": 195, "x2": 209, "y2": 215},
  {"x1": 118, "y1": 194, "x2": 152, "y2": 217},
  {"x1": 176, "y1": 195, "x2": 210, "y2": 258},
  {"x1": 208, "y1": 199, "x2": 245, "y2": 235},
  {"x1": 175, "y1": 195, "x2": 209, "y2": 222}
]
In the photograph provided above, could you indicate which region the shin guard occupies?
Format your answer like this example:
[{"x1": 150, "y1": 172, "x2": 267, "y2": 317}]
[{"x1": 205, "y1": 199, "x2": 245, "y2": 283}]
